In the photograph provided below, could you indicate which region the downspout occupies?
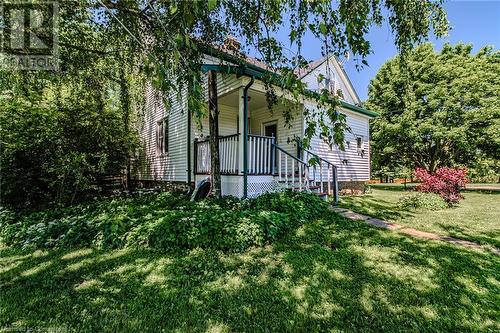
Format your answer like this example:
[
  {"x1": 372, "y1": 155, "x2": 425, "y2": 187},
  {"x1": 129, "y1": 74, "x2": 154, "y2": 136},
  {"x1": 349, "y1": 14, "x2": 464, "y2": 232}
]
[
  {"x1": 242, "y1": 76, "x2": 254, "y2": 199},
  {"x1": 186, "y1": 91, "x2": 192, "y2": 191}
]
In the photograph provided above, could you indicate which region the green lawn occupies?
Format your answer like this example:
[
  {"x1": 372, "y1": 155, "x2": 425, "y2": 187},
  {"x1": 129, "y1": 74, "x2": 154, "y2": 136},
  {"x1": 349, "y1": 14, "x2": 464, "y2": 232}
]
[
  {"x1": 1, "y1": 213, "x2": 499, "y2": 332},
  {"x1": 370, "y1": 182, "x2": 419, "y2": 190},
  {"x1": 340, "y1": 189, "x2": 500, "y2": 248},
  {"x1": 370, "y1": 182, "x2": 500, "y2": 191},
  {"x1": 465, "y1": 183, "x2": 500, "y2": 190}
]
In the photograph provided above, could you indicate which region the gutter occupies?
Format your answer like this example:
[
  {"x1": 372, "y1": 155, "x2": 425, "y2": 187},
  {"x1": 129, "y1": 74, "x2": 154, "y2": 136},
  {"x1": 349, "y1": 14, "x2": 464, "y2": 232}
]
[
  {"x1": 339, "y1": 101, "x2": 378, "y2": 118},
  {"x1": 242, "y1": 77, "x2": 254, "y2": 199},
  {"x1": 187, "y1": 81, "x2": 192, "y2": 190}
]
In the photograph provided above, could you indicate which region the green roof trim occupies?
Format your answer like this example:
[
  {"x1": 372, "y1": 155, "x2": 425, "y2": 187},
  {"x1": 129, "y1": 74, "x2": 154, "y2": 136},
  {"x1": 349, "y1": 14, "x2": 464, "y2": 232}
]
[
  {"x1": 200, "y1": 44, "x2": 378, "y2": 118},
  {"x1": 339, "y1": 101, "x2": 378, "y2": 118}
]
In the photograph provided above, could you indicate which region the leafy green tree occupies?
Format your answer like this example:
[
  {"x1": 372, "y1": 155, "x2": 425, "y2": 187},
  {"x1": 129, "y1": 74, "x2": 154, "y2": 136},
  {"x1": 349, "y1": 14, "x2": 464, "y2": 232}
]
[
  {"x1": 1, "y1": 0, "x2": 450, "y2": 205},
  {"x1": 367, "y1": 43, "x2": 500, "y2": 179},
  {"x1": 0, "y1": 2, "x2": 142, "y2": 208}
]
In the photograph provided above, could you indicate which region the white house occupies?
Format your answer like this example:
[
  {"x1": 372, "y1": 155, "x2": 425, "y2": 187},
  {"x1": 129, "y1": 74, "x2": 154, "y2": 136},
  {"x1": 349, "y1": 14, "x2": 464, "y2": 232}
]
[{"x1": 133, "y1": 40, "x2": 377, "y2": 202}]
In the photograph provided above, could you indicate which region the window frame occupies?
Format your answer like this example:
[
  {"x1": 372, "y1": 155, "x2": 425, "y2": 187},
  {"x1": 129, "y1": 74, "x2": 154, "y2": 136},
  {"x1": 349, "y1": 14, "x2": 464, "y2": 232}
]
[
  {"x1": 156, "y1": 116, "x2": 168, "y2": 155},
  {"x1": 356, "y1": 137, "x2": 362, "y2": 149},
  {"x1": 356, "y1": 136, "x2": 365, "y2": 157}
]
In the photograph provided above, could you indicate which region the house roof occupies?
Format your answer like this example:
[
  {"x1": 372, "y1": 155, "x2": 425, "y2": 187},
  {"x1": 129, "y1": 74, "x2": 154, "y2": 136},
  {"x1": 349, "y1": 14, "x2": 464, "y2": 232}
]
[
  {"x1": 200, "y1": 43, "x2": 377, "y2": 118},
  {"x1": 293, "y1": 55, "x2": 362, "y2": 104},
  {"x1": 295, "y1": 57, "x2": 327, "y2": 78}
]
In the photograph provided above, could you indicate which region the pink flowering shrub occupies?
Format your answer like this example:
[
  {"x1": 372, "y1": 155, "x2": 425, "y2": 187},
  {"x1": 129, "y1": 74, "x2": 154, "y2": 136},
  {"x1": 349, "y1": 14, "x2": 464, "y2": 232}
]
[{"x1": 414, "y1": 167, "x2": 468, "y2": 205}]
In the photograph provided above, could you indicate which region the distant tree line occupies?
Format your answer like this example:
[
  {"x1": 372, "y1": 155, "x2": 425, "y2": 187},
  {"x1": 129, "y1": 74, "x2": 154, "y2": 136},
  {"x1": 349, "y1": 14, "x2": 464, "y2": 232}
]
[{"x1": 367, "y1": 43, "x2": 499, "y2": 182}]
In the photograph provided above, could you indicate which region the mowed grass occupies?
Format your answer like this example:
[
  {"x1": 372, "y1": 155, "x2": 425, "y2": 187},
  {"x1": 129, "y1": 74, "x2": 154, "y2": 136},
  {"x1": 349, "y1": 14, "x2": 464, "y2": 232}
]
[
  {"x1": 370, "y1": 182, "x2": 500, "y2": 191},
  {"x1": 340, "y1": 189, "x2": 500, "y2": 248},
  {"x1": 1, "y1": 213, "x2": 499, "y2": 332}
]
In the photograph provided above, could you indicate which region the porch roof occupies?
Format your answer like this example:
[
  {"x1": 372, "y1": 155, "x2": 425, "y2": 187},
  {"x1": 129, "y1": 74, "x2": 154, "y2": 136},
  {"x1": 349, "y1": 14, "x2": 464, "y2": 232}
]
[{"x1": 200, "y1": 44, "x2": 378, "y2": 119}]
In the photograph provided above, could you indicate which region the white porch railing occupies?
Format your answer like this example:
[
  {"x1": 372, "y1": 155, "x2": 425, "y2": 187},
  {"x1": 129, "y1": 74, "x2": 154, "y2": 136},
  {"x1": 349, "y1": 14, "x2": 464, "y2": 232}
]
[
  {"x1": 194, "y1": 139, "x2": 211, "y2": 174},
  {"x1": 274, "y1": 141, "x2": 339, "y2": 202},
  {"x1": 220, "y1": 134, "x2": 239, "y2": 174},
  {"x1": 274, "y1": 145, "x2": 310, "y2": 191},
  {"x1": 301, "y1": 147, "x2": 339, "y2": 202},
  {"x1": 194, "y1": 134, "x2": 239, "y2": 175},
  {"x1": 193, "y1": 133, "x2": 338, "y2": 202},
  {"x1": 248, "y1": 134, "x2": 275, "y2": 175},
  {"x1": 194, "y1": 134, "x2": 275, "y2": 175}
]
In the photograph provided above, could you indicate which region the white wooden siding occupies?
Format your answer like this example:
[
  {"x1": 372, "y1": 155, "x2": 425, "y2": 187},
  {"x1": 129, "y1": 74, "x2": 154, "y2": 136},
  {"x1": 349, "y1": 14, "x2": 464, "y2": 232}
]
[
  {"x1": 137, "y1": 73, "x2": 243, "y2": 182},
  {"x1": 249, "y1": 103, "x2": 302, "y2": 157},
  {"x1": 135, "y1": 82, "x2": 188, "y2": 182},
  {"x1": 306, "y1": 105, "x2": 371, "y2": 181},
  {"x1": 194, "y1": 105, "x2": 240, "y2": 138},
  {"x1": 300, "y1": 58, "x2": 359, "y2": 104}
]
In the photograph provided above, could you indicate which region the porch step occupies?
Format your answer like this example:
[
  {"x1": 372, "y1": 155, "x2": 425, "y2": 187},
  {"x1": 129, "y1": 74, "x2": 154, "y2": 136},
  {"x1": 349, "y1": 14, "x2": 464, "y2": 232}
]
[
  {"x1": 274, "y1": 172, "x2": 309, "y2": 177},
  {"x1": 291, "y1": 185, "x2": 320, "y2": 191},
  {"x1": 316, "y1": 192, "x2": 329, "y2": 200},
  {"x1": 276, "y1": 179, "x2": 315, "y2": 184}
]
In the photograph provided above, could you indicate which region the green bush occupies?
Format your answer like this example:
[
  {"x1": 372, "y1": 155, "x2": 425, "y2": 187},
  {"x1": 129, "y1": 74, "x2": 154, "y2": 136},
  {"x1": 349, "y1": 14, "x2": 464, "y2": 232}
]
[
  {"x1": 0, "y1": 190, "x2": 328, "y2": 252},
  {"x1": 397, "y1": 192, "x2": 447, "y2": 211}
]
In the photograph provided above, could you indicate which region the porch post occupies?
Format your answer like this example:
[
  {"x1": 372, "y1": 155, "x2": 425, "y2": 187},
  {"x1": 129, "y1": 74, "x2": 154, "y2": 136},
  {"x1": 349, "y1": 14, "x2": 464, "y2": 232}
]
[{"x1": 241, "y1": 77, "x2": 254, "y2": 199}]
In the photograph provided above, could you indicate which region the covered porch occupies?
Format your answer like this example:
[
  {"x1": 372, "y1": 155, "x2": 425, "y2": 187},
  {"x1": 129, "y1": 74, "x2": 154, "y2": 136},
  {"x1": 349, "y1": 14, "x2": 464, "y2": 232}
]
[
  {"x1": 191, "y1": 73, "x2": 337, "y2": 200},
  {"x1": 192, "y1": 81, "x2": 293, "y2": 198},
  {"x1": 194, "y1": 133, "x2": 277, "y2": 198}
]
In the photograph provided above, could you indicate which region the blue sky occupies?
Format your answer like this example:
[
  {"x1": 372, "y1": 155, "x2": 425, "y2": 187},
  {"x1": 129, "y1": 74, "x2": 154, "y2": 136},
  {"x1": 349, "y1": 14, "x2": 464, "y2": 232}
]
[
  {"x1": 342, "y1": 0, "x2": 500, "y2": 101},
  {"x1": 249, "y1": 1, "x2": 500, "y2": 101}
]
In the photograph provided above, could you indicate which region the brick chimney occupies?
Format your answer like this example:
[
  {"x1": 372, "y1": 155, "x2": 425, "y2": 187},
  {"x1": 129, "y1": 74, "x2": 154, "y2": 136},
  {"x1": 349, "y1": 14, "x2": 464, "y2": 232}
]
[{"x1": 223, "y1": 35, "x2": 241, "y2": 54}]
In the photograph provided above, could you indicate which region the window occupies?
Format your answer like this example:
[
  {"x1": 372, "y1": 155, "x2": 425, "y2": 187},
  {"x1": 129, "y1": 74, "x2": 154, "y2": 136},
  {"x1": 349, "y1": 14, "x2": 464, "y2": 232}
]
[
  {"x1": 325, "y1": 76, "x2": 337, "y2": 95},
  {"x1": 356, "y1": 137, "x2": 365, "y2": 157},
  {"x1": 324, "y1": 77, "x2": 331, "y2": 90},
  {"x1": 156, "y1": 117, "x2": 168, "y2": 154}
]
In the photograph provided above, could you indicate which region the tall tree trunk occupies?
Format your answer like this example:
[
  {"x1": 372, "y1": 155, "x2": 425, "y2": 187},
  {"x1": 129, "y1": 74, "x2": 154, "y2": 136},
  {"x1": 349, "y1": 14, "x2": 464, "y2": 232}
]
[
  {"x1": 119, "y1": 66, "x2": 131, "y2": 190},
  {"x1": 208, "y1": 70, "x2": 221, "y2": 197}
]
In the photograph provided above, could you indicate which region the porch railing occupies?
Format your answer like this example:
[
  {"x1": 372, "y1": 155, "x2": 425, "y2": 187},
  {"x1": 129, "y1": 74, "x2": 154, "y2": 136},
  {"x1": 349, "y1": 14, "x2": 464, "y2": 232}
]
[
  {"x1": 194, "y1": 139, "x2": 211, "y2": 174},
  {"x1": 193, "y1": 133, "x2": 338, "y2": 201},
  {"x1": 220, "y1": 134, "x2": 239, "y2": 174},
  {"x1": 194, "y1": 134, "x2": 276, "y2": 176},
  {"x1": 194, "y1": 134, "x2": 239, "y2": 175},
  {"x1": 248, "y1": 134, "x2": 275, "y2": 175},
  {"x1": 301, "y1": 147, "x2": 339, "y2": 204},
  {"x1": 274, "y1": 144, "x2": 310, "y2": 190}
]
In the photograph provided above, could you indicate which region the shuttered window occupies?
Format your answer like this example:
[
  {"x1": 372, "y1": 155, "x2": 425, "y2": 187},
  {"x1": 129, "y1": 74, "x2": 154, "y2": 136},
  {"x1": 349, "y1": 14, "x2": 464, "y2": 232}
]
[{"x1": 156, "y1": 117, "x2": 168, "y2": 154}]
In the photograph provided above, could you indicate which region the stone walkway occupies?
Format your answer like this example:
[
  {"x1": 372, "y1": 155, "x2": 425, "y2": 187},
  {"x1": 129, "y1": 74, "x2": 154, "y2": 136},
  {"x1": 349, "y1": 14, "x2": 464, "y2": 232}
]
[
  {"x1": 331, "y1": 207, "x2": 500, "y2": 256},
  {"x1": 465, "y1": 185, "x2": 500, "y2": 192}
]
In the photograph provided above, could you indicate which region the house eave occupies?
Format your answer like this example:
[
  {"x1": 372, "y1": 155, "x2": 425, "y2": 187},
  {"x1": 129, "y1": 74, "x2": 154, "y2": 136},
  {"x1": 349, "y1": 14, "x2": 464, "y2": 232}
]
[
  {"x1": 339, "y1": 101, "x2": 378, "y2": 118},
  {"x1": 200, "y1": 44, "x2": 378, "y2": 118}
]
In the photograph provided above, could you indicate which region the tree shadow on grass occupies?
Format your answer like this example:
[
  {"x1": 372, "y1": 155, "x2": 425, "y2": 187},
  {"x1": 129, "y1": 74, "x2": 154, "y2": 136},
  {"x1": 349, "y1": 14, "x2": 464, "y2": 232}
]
[
  {"x1": 339, "y1": 194, "x2": 414, "y2": 221},
  {"x1": 370, "y1": 184, "x2": 419, "y2": 191},
  {"x1": 1, "y1": 216, "x2": 499, "y2": 332},
  {"x1": 435, "y1": 222, "x2": 500, "y2": 249}
]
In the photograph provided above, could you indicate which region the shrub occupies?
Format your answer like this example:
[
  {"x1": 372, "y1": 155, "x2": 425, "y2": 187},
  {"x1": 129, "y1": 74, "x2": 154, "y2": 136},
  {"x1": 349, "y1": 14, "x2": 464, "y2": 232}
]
[
  {"x1": 414, "y1": 167, "x2": 468, "y2": 205},
  {"x1": 397, "y1": 192, "x2": 447, "y2": 211},
  {"x1": 0, "y1": 190, "x2": 328, "y2": 252}
]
